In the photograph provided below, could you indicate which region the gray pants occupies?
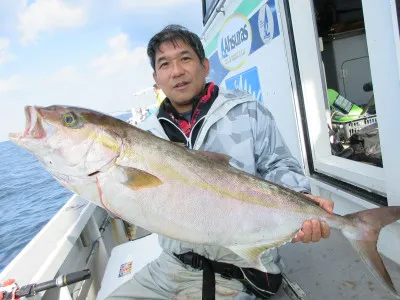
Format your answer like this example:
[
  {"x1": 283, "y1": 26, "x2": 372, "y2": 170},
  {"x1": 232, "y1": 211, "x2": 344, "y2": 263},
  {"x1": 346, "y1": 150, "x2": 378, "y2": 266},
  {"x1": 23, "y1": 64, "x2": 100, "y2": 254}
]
[{"x1": 104, "y1": 251, "x2": 257, "y2": 300}]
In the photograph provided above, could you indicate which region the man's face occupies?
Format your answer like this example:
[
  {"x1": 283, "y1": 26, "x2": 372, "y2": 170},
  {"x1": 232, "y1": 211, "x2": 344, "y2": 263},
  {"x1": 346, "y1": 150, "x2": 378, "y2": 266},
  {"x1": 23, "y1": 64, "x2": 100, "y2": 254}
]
[{"x1": 153, "y1": 40, "x2": 210, "y2": 113}]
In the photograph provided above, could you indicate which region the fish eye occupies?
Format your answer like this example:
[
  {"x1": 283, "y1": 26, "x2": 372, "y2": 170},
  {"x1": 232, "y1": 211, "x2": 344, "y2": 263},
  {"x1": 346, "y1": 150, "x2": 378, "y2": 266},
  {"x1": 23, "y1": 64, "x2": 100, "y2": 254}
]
[{"x1": 63, "y1": 113, "x2": 78, "y2": 127}]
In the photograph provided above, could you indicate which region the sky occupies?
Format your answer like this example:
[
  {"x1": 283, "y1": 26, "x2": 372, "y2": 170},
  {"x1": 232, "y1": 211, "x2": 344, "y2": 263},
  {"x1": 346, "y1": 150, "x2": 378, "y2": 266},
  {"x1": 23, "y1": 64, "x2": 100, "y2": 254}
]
[{"x1": 0, "y1": 0, "x2": 203, "y2": 141}]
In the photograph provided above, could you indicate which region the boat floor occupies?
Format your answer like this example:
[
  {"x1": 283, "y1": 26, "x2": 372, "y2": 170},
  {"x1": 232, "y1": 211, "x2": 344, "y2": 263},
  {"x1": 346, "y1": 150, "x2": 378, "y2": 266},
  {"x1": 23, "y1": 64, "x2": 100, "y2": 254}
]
[{"x1": 274, "y1": 229, "x2": 400, "y2": 300}]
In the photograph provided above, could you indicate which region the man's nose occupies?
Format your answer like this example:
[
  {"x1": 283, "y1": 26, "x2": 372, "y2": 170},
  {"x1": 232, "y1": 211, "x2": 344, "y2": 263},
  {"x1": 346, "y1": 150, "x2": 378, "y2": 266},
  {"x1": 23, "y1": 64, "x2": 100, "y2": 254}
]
[{"x1": 171, "y1": 61, "x2": 184, "y2": 77}]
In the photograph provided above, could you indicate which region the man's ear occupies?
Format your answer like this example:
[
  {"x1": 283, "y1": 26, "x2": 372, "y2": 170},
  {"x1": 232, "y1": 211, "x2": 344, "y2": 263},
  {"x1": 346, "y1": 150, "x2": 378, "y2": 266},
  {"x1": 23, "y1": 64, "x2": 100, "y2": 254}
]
[
  {"x1": 202, "y1": 58, "x2": 210, "y2": 77},
  {"x1": 153, "y1": 71, "x2": 158, "y2": 84}
]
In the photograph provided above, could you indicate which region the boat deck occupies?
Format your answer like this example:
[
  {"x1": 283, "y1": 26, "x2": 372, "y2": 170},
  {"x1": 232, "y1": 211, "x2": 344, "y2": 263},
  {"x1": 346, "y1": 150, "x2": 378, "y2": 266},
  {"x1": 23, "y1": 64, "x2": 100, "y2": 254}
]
[{"x1": 275, "y1": 229, "x2": 400, "y2": 300}]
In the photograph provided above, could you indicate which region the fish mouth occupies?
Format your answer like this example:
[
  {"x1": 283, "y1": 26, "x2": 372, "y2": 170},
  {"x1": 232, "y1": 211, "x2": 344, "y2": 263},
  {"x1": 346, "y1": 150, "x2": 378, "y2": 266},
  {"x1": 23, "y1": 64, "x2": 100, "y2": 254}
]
[{"x1": 9, "y1": 106, "x2": 47, "y2": 140}]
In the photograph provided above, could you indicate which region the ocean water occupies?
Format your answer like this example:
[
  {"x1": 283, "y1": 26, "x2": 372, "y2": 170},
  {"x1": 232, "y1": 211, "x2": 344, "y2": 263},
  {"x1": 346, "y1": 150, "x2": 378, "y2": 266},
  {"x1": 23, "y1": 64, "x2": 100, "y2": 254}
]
[{"x1": 0, "y1": 140, "x2": 72, "y2": 272}]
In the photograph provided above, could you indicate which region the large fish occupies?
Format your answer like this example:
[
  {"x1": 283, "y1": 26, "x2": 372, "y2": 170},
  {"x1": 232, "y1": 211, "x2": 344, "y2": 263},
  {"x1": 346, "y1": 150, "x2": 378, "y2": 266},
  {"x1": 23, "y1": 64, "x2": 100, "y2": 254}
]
[{"x1": 9, "y1": 105, "x2": 400, "y2": 298}]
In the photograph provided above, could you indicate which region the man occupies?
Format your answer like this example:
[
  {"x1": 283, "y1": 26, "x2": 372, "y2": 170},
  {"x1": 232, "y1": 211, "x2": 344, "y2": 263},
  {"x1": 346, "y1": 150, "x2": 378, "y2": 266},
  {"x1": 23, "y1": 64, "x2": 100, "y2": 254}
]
[
  {"x1": 107, "y1": 25, "x2": 333, "y2": 299},
  {"x1": 153, "y1": 83, "x2": 167, "y2": 107},
  {"x1": 145, "y1": 84, "x2": 167, "y2": 117}
]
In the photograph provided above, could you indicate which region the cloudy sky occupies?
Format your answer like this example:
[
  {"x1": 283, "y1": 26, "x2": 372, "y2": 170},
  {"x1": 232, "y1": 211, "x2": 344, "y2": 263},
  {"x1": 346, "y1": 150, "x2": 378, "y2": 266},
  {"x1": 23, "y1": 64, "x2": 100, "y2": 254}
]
[{"x1": 0, "y1": 0, "x2": 203, "y2": 141}]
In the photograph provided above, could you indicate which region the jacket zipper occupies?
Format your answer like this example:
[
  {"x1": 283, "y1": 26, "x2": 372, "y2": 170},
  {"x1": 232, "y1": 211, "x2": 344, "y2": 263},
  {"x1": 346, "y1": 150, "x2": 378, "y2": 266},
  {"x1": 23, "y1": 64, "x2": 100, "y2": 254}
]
[
  {"x1": 158, "y1": 116, "x2": 207, "y2": 149},
  {"x1": 189, "y1": 116, "x2": 206, "y2": 149},
  {"x1": 158, "y1": 117, "x2": 191, "y2": 147}
]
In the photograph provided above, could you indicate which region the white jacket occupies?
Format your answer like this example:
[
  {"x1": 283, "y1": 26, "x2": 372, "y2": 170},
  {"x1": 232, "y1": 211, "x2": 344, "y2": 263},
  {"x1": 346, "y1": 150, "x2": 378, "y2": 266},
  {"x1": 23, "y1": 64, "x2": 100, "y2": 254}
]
[{"x1": 139, "y1": 88, "x2": 310, "y2": 273}]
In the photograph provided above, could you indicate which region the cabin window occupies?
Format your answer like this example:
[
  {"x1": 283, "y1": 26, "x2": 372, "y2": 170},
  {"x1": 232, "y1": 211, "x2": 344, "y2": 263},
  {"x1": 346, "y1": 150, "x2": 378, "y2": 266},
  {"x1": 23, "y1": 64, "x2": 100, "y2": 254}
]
[
  {"x1": 285, "y1": 0, "x2": 396, "y2": 205},
  {"x1": 202, "y1": 0, "x2": 220, "y2": 24},
  {"x1": 395, "y1": 0, "x2": 400, "y2": 33},
  {"x1": 316, "y1": 1, "x2": 382, "y2": 163},
  {"x1": 393, "y1": 0, "x2": 400, "y2": 79}
]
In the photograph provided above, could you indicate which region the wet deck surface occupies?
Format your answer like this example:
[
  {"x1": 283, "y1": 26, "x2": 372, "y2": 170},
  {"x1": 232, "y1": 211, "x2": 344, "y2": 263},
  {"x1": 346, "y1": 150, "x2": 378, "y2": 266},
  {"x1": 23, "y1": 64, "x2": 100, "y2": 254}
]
[{"x1": 274, "y1": 230, "x2": 400, "y2": 300}]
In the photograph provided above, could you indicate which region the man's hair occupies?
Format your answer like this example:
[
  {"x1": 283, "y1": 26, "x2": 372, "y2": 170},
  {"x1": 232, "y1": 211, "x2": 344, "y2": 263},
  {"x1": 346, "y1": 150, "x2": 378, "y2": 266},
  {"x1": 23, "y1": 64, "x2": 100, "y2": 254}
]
[{"x1": 147, "y1": 24, "x2": 206, "y2": 71}]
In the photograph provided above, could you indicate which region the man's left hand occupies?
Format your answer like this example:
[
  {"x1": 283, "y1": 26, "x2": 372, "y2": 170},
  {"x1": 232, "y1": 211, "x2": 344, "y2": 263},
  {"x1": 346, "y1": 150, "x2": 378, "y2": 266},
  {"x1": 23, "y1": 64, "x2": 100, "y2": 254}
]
[{"x1": 291, "y1": 194, "x2": 334, "y2": 243}]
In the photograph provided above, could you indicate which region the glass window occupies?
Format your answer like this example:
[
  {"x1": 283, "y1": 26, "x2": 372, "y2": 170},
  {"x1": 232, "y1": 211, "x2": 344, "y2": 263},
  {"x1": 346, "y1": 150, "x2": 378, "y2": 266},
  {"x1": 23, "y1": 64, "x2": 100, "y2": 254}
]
[
  {"x1": 287, "y1": 0, "x2": 392, "y2": 203},
  {"x1": 203, "y1": 0, "x2": 219, "y2": 24}
]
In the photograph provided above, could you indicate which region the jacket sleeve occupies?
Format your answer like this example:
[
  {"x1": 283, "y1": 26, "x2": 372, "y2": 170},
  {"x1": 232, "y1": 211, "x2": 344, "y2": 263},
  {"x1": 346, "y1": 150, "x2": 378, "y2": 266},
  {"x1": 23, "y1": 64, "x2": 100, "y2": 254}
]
[{"x1": 253, "y1": 102, "x2": 311, "y2": 193}]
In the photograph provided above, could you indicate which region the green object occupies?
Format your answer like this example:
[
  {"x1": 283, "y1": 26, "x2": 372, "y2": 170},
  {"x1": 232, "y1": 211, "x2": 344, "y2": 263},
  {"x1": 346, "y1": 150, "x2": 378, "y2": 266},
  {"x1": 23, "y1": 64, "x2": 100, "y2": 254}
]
[
  {"x1": 327, "y1": 89, "x2": 364, "y2": 122},
  {"x1": 205, "y1": 0, "x2": 263, "y2": 56}
]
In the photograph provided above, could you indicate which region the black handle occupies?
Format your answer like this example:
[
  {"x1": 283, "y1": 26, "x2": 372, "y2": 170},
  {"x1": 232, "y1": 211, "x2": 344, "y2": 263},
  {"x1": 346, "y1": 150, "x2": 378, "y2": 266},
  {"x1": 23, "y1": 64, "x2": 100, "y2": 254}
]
[
  {"x1": 64, "y1": 269, "x2": 91, "y2": 286},
  {"x1": 363, "y1": 82, "x2": 373, "y2": 92},
  {"x1": 14, "y1": 269, "x2": 91, "y2": 298}
]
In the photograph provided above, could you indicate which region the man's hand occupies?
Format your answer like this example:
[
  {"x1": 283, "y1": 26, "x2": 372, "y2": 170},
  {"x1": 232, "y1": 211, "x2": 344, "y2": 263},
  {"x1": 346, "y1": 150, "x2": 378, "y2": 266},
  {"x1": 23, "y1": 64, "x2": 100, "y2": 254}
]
[{"x1": 291, "y1": 194, "x2": 334, "y2": 243}]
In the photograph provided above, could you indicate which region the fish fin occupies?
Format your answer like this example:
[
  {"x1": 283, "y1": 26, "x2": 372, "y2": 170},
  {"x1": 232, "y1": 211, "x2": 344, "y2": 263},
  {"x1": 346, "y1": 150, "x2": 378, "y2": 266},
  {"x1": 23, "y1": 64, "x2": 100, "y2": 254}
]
[
  {"x1": 343, "y1": 206, "x2": 400, "y2": 299},
  {"x1": 227, "y1": 244, "x2": 270, "y2": 272},
  {"x1": 227, "y1": 231, "x2": 298, "y2": 272},
  {"x1": 190, "y1": 150, "x2": 231, "y2": 165},
  {"x1": 121, "y1": 166, "x2": 163, "y2": 190}
]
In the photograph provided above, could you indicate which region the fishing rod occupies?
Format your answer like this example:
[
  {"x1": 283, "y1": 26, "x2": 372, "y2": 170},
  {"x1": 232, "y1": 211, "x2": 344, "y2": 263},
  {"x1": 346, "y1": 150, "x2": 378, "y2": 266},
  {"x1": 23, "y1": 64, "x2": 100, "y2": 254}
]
[{"x1": 0, "y1": 269, "x2": 90, "y2": 300}]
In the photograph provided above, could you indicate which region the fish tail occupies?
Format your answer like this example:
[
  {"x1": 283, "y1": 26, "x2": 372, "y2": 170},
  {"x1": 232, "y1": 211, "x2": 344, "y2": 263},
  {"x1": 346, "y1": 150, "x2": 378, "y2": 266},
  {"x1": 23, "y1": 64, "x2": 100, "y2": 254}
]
[{"x1": 342, "y1": 206, "x2": 400, "y2": 298}]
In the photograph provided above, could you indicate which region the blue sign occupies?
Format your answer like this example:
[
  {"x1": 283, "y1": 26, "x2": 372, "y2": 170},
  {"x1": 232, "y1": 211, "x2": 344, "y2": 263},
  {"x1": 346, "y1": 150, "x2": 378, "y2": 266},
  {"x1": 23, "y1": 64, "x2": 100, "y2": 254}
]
[
  {"x1": 208, "y1": 0, "x2": 280, "y2": 86},
  {"x1": 225, "y1": 67, "x2": 263, "y2": 103}
]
